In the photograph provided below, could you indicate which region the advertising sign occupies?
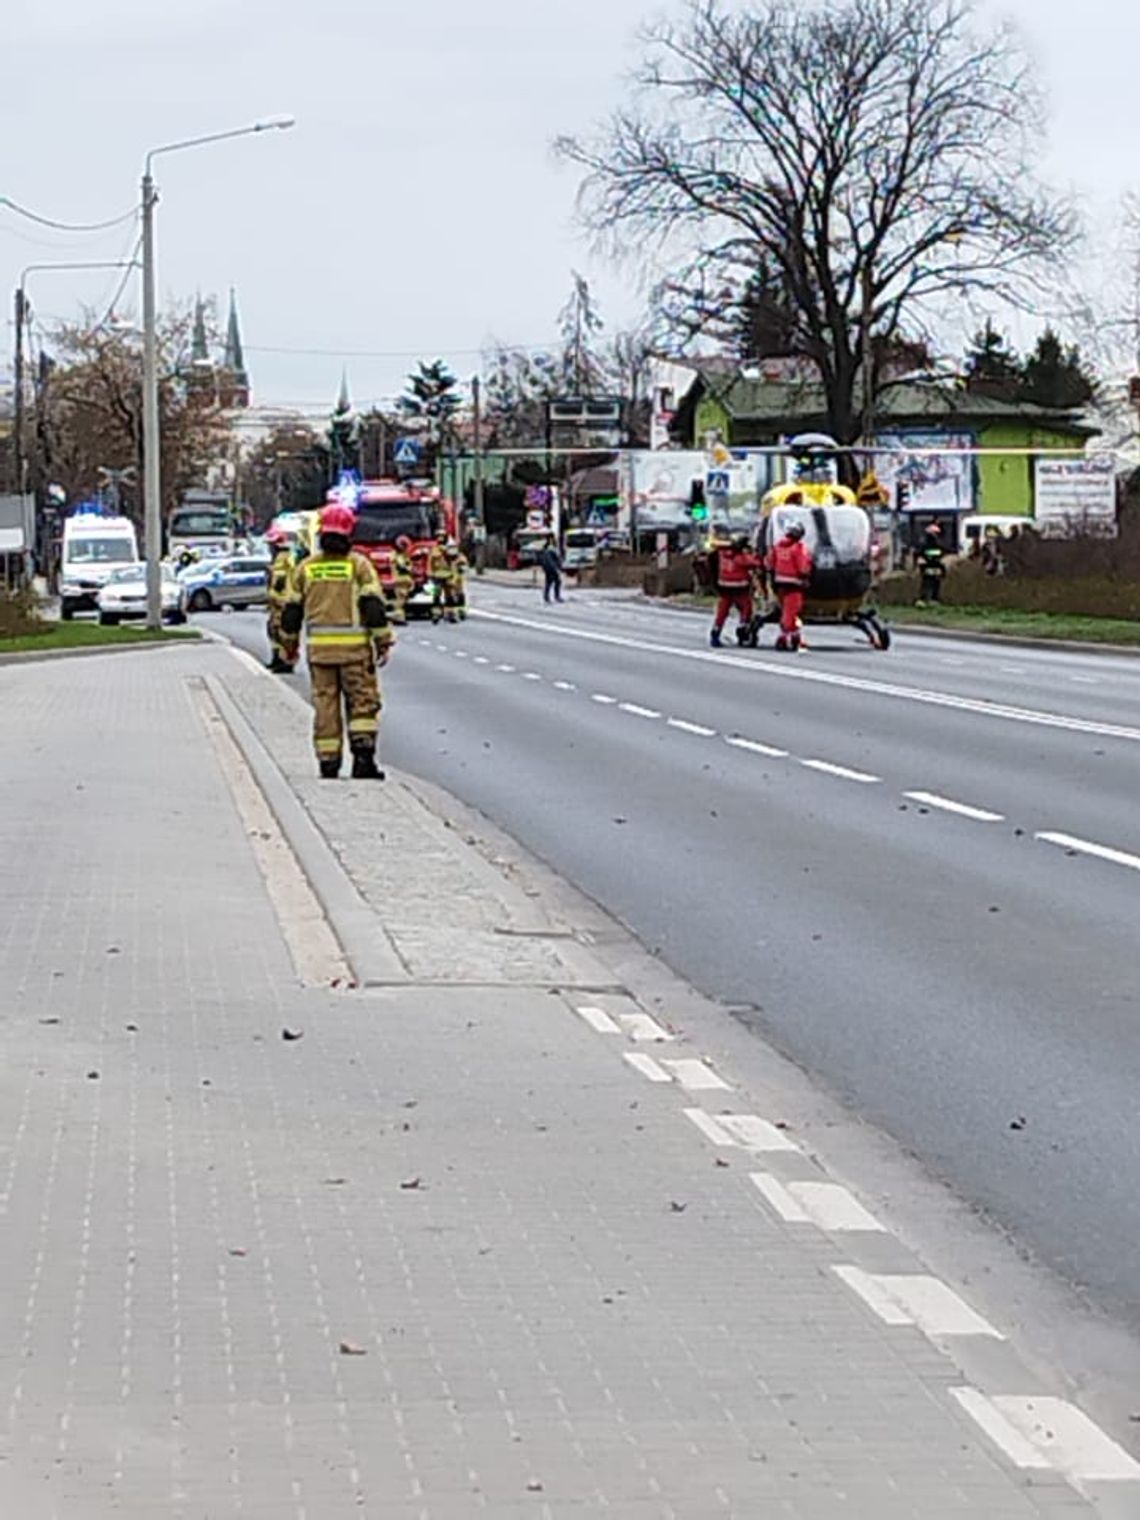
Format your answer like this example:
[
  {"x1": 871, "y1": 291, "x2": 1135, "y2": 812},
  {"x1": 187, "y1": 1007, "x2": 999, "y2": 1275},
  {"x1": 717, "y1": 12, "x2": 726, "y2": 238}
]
[
  {"x1": 873, "y1": 432, "x2": 974, "y2": 514},
  {"x1": 1034, "y1": 457, "x2": 1117, "y2": 536}
]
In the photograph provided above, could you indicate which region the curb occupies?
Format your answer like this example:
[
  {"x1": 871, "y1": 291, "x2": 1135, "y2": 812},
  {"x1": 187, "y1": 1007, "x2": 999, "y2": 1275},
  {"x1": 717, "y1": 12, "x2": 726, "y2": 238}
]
[
  {"x1": 205, "y1": 673, "x2": 409, "y2": 987},
  {"x1": 0, "y1": 635, "x2": 200, "y2": 667},
  {"x1": 639, "y1": 596, "x2": 1140, "y2": 658}
]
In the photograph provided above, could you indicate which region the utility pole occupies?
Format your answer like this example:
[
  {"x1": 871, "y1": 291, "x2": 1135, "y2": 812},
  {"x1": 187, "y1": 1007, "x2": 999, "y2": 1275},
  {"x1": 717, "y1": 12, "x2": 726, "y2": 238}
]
[
  {"x1": 12, "y1": 287, "x2": 26, "y2": 496},
  {"x1": 141, "y1": 167, "x2": 163, "y2": 629},
  {"x1": 860, "y1": 263, "x2": 875, "y2": 463},
  {"x1": 472, "y1": 374, "x2": 486, "y2": 574}
]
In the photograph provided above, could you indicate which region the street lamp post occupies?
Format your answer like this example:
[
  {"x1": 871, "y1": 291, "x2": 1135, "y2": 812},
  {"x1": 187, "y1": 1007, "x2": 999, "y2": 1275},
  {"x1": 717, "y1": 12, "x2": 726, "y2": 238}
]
[{"x1": 141, "y1": 116, "x2": 294, "y2": 628}]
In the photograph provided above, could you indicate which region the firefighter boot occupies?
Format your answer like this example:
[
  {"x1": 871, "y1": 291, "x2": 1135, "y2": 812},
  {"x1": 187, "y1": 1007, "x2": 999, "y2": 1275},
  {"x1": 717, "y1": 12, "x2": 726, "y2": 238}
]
[
  {"x1": 350, "y1": 744, "x2": 385, "y2": 781},
  {"x1": 709, "y1": 628, "x2": 723, "y2": 648},
  {"x1": 319, "y1": 758, "x2": 341, "y2": 780},
  {"x1": 268, "y1": 655, "x2": 294, "y2": 673}
]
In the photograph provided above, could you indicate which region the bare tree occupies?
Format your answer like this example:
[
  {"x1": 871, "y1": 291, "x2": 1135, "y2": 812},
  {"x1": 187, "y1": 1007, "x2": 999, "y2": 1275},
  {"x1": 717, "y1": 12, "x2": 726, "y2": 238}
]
[
  {"x1": 557, "y1": 0, "x2": 1074, "y2": 443},
  {"x1": 558, "y1": 272, "x2": 612, "y2": 396}
]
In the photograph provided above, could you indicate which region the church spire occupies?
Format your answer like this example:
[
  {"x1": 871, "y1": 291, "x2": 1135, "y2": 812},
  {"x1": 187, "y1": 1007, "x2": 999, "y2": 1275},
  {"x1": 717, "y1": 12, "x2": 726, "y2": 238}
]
[
  {"x1": 191, "y1": 294, "x2": 210, "y2": 366},
  {"x1": 335, "y1": 366, "x2": 352, "y2": 415},
  {"x1": 223, "y1": 287, "x2": 250, "y2": 407}
]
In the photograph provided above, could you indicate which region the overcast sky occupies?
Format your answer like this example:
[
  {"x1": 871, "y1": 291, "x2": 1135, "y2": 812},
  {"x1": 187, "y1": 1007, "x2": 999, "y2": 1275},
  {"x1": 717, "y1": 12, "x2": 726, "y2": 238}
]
[{"x1": 3, "y1": 0, "x2": 1138, "y2": 410}]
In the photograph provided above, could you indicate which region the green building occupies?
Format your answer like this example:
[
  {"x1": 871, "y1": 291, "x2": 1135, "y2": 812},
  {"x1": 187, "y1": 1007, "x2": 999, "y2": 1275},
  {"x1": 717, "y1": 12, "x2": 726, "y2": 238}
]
[{"x1": 675, "y1": 371, "x2": 1097, "y2": 517}]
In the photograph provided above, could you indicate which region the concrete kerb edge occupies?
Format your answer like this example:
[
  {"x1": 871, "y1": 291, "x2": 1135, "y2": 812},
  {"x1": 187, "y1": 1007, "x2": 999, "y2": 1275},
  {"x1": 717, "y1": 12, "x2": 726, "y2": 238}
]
[
  {"x1": 0, "y1": 636, "x2": 201, "y2": 666},
  {"x1": 204, "y1": 673, "x2": 410, "y2": 987},
  {"x1": 639, "y1": 594, "x2": 1140, "y2": 658}
]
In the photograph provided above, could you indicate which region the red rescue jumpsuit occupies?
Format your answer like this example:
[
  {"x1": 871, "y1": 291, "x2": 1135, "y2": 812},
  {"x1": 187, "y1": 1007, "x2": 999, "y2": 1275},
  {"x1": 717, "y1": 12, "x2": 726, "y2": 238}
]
[
  {"x1": 712, "y1": 546, "x2": 762, "y2": 634},
  {"x1": 765, "y1": 535, "x2": 814, "y2": 649}
]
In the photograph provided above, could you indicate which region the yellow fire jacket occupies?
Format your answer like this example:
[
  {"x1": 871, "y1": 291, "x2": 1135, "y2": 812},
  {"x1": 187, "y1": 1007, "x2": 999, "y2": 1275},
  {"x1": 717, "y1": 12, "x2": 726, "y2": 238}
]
[{"x1": 283, "y1": 551, "x2": 393, "y2": 665}]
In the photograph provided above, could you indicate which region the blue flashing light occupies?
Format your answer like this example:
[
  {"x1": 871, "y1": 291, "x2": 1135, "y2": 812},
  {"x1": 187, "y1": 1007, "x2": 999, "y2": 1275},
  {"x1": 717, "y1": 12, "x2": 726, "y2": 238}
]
[{"x1": 332, "y1": 470, "x2": 363, "y2": 509}]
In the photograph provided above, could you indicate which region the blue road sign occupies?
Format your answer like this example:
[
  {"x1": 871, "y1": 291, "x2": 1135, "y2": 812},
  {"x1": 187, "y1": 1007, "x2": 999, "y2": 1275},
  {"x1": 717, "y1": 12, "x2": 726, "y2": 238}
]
[{"x1": 394, "y1": 438, "x2": 422, "y2": 468}]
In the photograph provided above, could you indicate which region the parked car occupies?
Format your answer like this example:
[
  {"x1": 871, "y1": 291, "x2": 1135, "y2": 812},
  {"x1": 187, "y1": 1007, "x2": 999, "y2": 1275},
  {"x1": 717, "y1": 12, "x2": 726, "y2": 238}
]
[
  {"x1": 96, "y1": 564, "x2": 188, "y2": 625},
  {"x1": 179, "y1": 555, "x2": 271, "y2": 611}
]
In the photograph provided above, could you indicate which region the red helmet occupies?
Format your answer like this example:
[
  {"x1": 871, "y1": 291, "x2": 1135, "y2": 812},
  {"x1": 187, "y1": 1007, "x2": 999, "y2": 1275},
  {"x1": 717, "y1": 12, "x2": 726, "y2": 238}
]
[{"x1": 320, "y1": 503, "x2": 357, "y2": 537}]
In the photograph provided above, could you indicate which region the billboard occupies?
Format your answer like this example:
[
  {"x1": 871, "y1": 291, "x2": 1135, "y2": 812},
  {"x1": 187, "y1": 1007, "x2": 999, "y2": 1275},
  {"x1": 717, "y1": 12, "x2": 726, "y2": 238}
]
[
  {"x1": 1034, "y1": 457, "x2": 1117, "y2": 537},
  {"x1": 873, "y1": 431, "x2": 975, "y2": 514},
  {"x1": 623, "y1": 451, "x2": 707, "y2": 529}
]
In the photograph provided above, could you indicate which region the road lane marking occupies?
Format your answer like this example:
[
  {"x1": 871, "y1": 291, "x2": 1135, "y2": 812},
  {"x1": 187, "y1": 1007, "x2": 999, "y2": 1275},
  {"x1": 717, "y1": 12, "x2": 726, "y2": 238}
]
[
  {"x1": 725, "y1": 735, "x2": 788, "y2": 758},
  {"x1": 1068, "y1": 675, "x2": 1101, "y2": 685},
  {"x1": 663, "y1": 1058, "x2": 730, "y2": 1091},
  {"x1": 801, "y1": 759, "x2": 881, "y2": 784},
  {"x1": 623, "y1": 1052, "x2": 671, "y2": 1083},
  {"x1": 473, "y1": 655, "x2": 490, "y2": 665},
  {"x1": 782, "y1": 1181, "x2": 886, "y2": 1232},
  {"x1": 716, "y1": 1115, "x2": 800, "y2": 1152},
  {"x1": 750, "y1": 1174, "x2": 811, "y2": 1222},
  {"x1": 453, "y1": 650, "x2": 468, "y2": 659},
  {"x1": 833, "y1": 1268, "x2": 1003, "y2": 1337},
  {"x1": 553, "y1": 680, "x2": 577, "y2": 691},
  {"x1": 591, "y1": 693, "x2": 618, "y2": 705},
  {"x1": 1036, "y1": 831, "x2": 1140, "y2": 873},
  {"x1": 522, "y1": 671, "x2": 543, "y2": 681},
  {"x1": 576, "y1": 1004, "x2": 619, "y2": 1034},
  {"x1": 683, "y1": 1109, "x2": 735, "y2": 1145},
  {"x1": 904, "y1": 791, "x2": 1005, "y2": 822},
  {"x1": 1000, "y1": 663, "x2": 1027, "y2": 674},
  {"x1": 668, "y1": 718, "x2": 717, "y2": 737},
  {"x1": 435, "y1": 643, "x2": 448, "y2": 651},
  {"x1": 496, "y1": 663, "x2": 515, "y2": 673},
  {"x1": 619, "y1": 702, "x2": 661, "y2": 719},
  {"x1": 950, "y1": 1389, "x2": 1053, "y2": 1470},
  {"x1": 470, "y1": 608, "x2": 1140, "y2": 744},
  {"x1": 618, "y1": 1013, "x2": 674, "y2": 1042},
  {"x1": 975, "y1": 1396, "x2": 1140, "y2": 1483}
]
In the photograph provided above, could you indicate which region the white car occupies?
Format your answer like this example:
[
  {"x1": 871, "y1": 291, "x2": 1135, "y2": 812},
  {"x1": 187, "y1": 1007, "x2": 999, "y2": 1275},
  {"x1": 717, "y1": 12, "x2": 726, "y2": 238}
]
[{"x1": 96, "y1": 564, "x2": 188, "y2": 625}]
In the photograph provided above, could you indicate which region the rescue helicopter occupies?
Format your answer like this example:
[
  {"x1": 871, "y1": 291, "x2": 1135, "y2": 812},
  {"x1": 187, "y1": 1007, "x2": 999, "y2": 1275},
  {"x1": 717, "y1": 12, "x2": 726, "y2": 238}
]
[{"x1": 742, "y1": 433, "x2": 891, "y2": 651}]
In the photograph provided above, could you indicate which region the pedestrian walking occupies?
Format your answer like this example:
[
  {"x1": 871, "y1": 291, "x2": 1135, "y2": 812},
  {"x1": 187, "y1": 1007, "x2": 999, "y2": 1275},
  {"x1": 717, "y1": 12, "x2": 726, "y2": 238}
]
[
  {"x1": 280, "y1": 502, "x2": 393, "y2": 780},
  {"x1": 539, "y1": 537, "x2": 563, "y2": 603},
  {"x1": 915, "y1": 522, "x2": 946, "y2": 604},
  {"x1": 765, "y1": 520, "x2": 814, "y2": 652}
]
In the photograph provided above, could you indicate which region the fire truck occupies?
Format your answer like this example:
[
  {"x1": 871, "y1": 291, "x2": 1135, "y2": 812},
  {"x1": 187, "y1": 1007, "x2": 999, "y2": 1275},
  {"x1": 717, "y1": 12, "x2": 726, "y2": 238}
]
[{"x1": 316, "y1": 477, "x2": 458, "y2": 622}]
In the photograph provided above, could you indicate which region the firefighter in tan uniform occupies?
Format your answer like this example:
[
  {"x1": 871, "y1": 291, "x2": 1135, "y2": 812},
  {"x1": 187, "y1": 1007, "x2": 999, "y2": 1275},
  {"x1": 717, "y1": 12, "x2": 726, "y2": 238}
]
[
  {"x1": 445, "y1": 539, "x2": 469, "y2": 620},
  {"x1": 280, "y1": 502, "x2": 393, "y2": 779},
  {"x1": 428, "y1": 531, "x2": 459, "y2": 624},
  {"x1": 265, "y1": 526, "x2": 297, "y2": 673},
  {"x1": 392, "y1": 536, "x2": 416, "y2": 624}
]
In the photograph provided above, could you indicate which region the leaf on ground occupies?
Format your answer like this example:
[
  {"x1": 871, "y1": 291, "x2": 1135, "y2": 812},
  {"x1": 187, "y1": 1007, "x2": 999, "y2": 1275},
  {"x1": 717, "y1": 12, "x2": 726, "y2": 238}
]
[
  {"x1": 125, "y1": 1023, "x2": 139, "y2": 1032},
  {"x1": 323, "y1": 1177, "x2": 348, "y2": 1186},
  {"x1": 669, "y1": 1200, "x2": 687, "y2": 1214},
  {"x1": 86, "y1": 1070, "x2": 100, "y2": 1080},
  {"x1": 38, "y1": 1017, "x2": 60, "y2": 1025},
  {"x1": 339, "y1": 1340, "x2": 368, "y2": 1356},
  {"x1": 1009, "y1": 1116, "x2": 1027, "y2": 1131},
  {"x1": 400, "y1": 1177, "x2": 423, "y2": 1190},
  {"x1": 228, "y1": 1247, "x2": 248, "y2": 1258},
  {"x1": 281, "y1": 1027, "x2": 304, "y2": 1041}
]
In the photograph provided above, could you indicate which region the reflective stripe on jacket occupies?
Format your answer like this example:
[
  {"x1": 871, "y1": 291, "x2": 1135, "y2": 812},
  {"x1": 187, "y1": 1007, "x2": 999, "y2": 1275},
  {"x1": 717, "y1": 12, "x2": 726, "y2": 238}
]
[
  {"x1": 286, "y1": 553, "x2": 382, "y2": 657},
  {"x1": 766, "y1": 537, "x2": 813, "y2": 587}
]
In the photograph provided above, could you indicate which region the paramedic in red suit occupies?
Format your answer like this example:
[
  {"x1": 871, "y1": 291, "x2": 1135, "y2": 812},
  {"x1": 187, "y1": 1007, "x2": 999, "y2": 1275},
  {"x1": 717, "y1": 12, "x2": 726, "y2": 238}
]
[
  {"x1": 709, "y1": 535, "x2": 762, "y2": 648},
  {"x1": 766, "y1": 521, "x2": 814, "y2": 651}
]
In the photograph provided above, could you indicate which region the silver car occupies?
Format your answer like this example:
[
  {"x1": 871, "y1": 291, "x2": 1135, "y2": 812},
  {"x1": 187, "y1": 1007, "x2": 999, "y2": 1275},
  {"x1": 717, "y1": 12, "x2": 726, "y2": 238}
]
[
  {"x1": 180, "y1": 555, "x2": 271, "y2": 612},
  {"x1": 96, "y1": 564, "x2": 188, "y2": 625}
]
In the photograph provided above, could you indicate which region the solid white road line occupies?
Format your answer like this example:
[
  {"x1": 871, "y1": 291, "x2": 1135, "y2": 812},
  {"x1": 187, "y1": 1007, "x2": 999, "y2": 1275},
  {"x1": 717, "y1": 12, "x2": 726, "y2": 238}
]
[
  {"x1": 725, "y1": 735, "x2": 788, "y2": 758},
  {"x1": 576, "y1": 1004, "x2": 620, "y2": 1034},
  {"x1": 470, "y1": 608, "x2": 1140, "y2": 744},
  {"x1": 618, "y1": 702, "x2": 661, "y2": 719},
  {"x1": 662, "y1": 1058, "x2": 730, "y2": 1091},
  {"x1": 623, "y1": 1052, "x2": 672, "y2": 1083},
  {"x1": 833, "y1": 1268, "x2": 1004, "y2": 1338},
  {"x1": 667, "y1": 718, "x2": 717, "y2": 737},
  {"x1": 904, "y1": 791, "x2": 1005, "y2": 823},
  {"x1": 618, "y1": 1013, "x2": 674, "y2": 1043},
  {"x1": 801, "y1": 759, "x2": 881, "y2": 784},
  {"x1": 949, "y1": 1389, "x2": 1054, "y2": 1471},
  {"x1": 591, "y1": 693, "x2": 618, "y2": 705},
  {"x1": 982, "y1": 1396, "x2": 1140, "y2": 1483},
  {"x1": 715, "y1": 1114, "x2": 800, "y2": 1153},
  {"x1": 1036, "y1": 831, "x2": 1140, "y2": 873}
]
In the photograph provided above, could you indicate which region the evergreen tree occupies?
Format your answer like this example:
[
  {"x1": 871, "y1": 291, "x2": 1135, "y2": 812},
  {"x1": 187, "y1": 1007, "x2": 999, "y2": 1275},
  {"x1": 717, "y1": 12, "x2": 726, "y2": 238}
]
[
  {"x1": 963, "y1": 320, "x2": 1021, "y2": 399},
  {"x1": 400, "y1": 361, "x2": 461, "y2": 439},
  {"x1": 1020, "y1": 327, "x2": 1096, "y2": 409}
]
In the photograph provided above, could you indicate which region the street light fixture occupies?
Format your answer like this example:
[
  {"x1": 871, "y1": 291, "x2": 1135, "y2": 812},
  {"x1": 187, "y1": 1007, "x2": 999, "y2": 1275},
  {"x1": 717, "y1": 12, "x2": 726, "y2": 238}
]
[{"x1": 141, "y1": 116, "x2": 295, "y2": 628}]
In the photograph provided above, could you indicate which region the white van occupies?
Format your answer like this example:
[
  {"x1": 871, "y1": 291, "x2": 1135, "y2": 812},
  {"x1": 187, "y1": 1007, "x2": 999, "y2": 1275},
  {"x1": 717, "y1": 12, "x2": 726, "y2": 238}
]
[
  {"x1": 957, "y1": 514, "x2": 1037, "y2": 556},
  {"x1": 60, "y1": 512, "x2": 140, "y2": 618}
]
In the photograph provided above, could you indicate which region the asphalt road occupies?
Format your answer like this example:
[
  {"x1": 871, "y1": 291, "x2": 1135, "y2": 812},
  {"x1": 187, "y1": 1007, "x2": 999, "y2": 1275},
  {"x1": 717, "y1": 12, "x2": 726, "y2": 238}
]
[{"x1": 213, "y1": 588, "x2": 1140, "y2": 1344}]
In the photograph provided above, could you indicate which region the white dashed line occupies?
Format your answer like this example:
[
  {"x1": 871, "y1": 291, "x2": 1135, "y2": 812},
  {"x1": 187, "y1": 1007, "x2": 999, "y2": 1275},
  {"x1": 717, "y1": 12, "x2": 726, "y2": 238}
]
[
  {"x1": 1036, "y1": 831, "x2": 1140, "y2": 873},
  {"x1": 473, "y1": 656, "x2": 489, "y2": 665},
  {"x1": 668, "y1": 718, "x2": 717, "y2": 737},
  {"x1": 772, "y1": 1180, "x2": 886, "y2": 1233},
  {"x1": 618, "y1": 1013, "x2": 673, "y2": 1043},
  {"x1": 960, "y1": 1394, "x2": 1140, "y2": 1483},
  {"x1": 591, "y1": 693, "x2": 618, "y2": 706},
  {"x1": 725, "y1": 735, "x2": 788, "y2": 758},
  {"x1": 553, "y1": 680, "x2": 577, "y2": 691},
  {"x1": 576, "y1": 1004, "x2": 619, "y2": 1034},
  {"x1": 496, "y1": 663, "x2": 515, "y2": 673},
  {"x1": 1000, "y1": 664, "x2": 1027, "y2": 674},
  {"x1": 418, "y1": 638, "x2": 432, "y2": 646},
  {"x1": 435, "y1": 643, "x2": 448, "y2": 652},
  {"x1": 623, "y1": 1052, "x2": 671, "y2": 1083},
  {"x1": 453, "y1": 650, "x2": 468, "y2": 659},
  {"x1": 683, "y1": 1109, "x2": 736, "y2": 1146},
  {"x1": 833, "y1": 1268, "x2": 1003, "y2": 1337},
  {"x1": 904, "y1": 791, "x2": 1005, "y2": 823},
  {"x1": 619, "y1": 702, "x2": 661, "y2": 719},
  {"x1": 950, "y1": 1390, "x2": 1054, "y2": 1471},
  {"x1": 750, "y1": 1173, "x2": 811, "y2": 1222},
  {"x1": 1068, "y1": 674, "x2": 1101, "y2": 685},
  {"x1": 662, "y1": 1058, "x2": 730, "y2": 1092},
  {"x1": 715, "y1": 1114, "x2": 800, "y2": 1153},
  {"x1": 522, "y1": 672, "x2": 543, "y2": 681},
  {"x1": 801, "y1": 759, "x2": 881, "y2": 784}
]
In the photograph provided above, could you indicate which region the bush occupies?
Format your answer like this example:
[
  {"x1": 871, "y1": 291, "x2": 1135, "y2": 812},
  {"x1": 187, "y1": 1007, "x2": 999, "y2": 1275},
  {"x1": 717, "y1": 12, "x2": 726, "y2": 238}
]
[
  {"x1": 0, "y1": 588, "x2": 47, "y2": 638},
  {"x1": 877, "y1": 562, "x2": 1140, "y2": 619}
]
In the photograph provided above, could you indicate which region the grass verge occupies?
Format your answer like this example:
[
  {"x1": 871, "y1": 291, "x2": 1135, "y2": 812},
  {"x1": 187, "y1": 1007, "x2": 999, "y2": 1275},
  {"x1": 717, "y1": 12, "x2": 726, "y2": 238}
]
[
  {"x1": 0, "y1": 623, "x2": 201, "y2": 655},
  {"x1": 883, "y1": 603, "x2": 1140, "y2": 645}
]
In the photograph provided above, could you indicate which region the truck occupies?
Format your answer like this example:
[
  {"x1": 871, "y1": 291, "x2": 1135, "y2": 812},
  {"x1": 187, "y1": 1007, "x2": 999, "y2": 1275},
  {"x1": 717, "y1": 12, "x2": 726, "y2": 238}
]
[
  {"x1": 168, "y1": 491, "x2": 241, "y2": 559},
  {"x1": 330, "y1": 478, "x2": 458, "y2": 620}
]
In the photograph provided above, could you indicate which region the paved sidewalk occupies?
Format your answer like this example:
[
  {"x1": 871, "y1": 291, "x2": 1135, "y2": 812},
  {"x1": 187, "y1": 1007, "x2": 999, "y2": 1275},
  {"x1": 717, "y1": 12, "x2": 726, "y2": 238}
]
[{"x1": 0, "y1": 643, "x2": 1117, "y2": 1517}]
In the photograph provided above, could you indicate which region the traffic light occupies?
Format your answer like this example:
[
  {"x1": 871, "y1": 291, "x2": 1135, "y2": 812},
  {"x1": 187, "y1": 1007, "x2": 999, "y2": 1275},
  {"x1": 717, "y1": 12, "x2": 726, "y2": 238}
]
[{"x1": 690, "y1": 482, "x2": 709, "y2": 522}]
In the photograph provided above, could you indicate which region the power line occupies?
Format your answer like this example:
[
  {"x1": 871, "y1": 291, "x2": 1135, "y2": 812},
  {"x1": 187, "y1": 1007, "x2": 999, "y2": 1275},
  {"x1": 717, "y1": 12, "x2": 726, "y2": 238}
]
[
  {"x1": 0, "y1": 195, "x2": 139, "y2": 233},
  {"x1": 244, "y1": 341, "x2": 555, "y2": 359},
  {"x1": 96, "y1": 237, "x2": 143, "y2": 330}
]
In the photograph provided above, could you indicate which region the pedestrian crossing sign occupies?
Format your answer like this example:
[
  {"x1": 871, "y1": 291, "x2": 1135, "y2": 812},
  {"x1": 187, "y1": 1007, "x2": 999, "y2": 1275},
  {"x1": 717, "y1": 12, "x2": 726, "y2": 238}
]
[{"x1": 394, "y1": 438, "x2": 422, "y2": 468}]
